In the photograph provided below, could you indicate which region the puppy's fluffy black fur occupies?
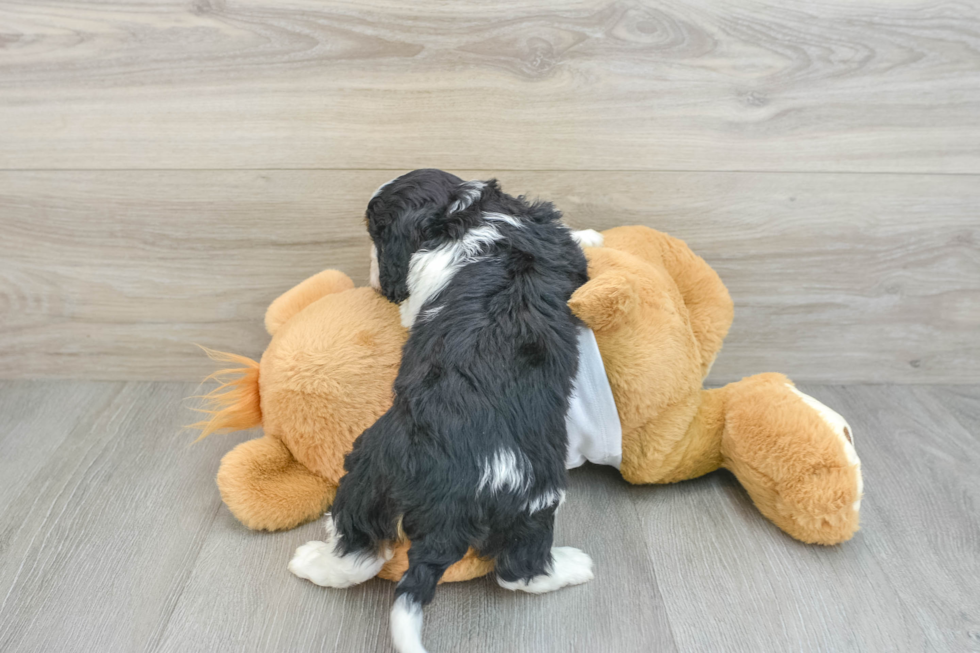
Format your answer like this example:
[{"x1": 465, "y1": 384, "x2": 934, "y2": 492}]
[{"x1": 334, "y1": 169, "x2": 588, "y2": 615}]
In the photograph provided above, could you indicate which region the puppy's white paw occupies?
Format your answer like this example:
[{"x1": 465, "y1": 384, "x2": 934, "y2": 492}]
[
  {"x1": 571, "y1": 229, "x2": 604, "y2": 248},
  {"x1": 497, "y1": 546, "x2": 594, "y2": 594},
  {"x1": 288, "y1": 516, "x2": 388, "y2": 589},
  {"x1": 288, "y1": 538, "x2": 386, "y2": 589},
  {"x1": 550, "y1": 546, "x2": 595, "y2": 587},
  {"x1": 289, "y1": 541, "x2": 343, "y2": 587}
]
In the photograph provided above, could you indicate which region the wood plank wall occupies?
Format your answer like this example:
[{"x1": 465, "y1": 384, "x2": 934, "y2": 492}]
[{"x1": 1, "y1": 1, "x2": 978, "y2": 383}]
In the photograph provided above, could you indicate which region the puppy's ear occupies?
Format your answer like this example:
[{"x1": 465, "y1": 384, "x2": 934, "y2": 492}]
[
  {"x1": 374, "y1": 216, "x2": 418, "y2": 304},
  {"x1": 365, "y1": 198, "x2": 404, "y2": 303}
]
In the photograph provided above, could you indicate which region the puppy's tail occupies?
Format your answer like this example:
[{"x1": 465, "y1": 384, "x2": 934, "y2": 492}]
[
  {"x1": 390, "y1": 594, "x2": 427, "y2": 653},
  {"x1": 188, "y1": 347, "x2": 262, "y2": 441},
  {"x1": 390, "y1": 542, "x2": 465, "y2": 653}
]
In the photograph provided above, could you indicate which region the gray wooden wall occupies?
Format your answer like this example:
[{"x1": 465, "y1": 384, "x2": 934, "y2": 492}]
[{"x1": 1, "y1": 1, "x2": 978, "y2": 383}]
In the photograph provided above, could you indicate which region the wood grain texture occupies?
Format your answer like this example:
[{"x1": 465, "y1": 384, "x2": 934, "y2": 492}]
[
  {"x1": 1, "y1": 170, "x2": 977, "y2": 383},
  {"x1": 1, "y1": 0, "x2": 979, "y2": 172},
  {"x1": 1, "y1": 381, "x2": 977, "y2": 652},
  {"x1": 0, "y1": 381, "x2": 252, "y2": 653},
  {"x1": 813, "y1": 385, "x2": 980, "y2": 651}
]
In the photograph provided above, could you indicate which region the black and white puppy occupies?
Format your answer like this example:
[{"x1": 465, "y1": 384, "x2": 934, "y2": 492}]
[{"x1": 289, "y1": 170, "x2": 600, "y2": 653}]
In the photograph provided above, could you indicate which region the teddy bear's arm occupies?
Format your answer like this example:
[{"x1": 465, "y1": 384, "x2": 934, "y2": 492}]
[
  {"x1": 568, "y1": 267, "x2": 638, "y2": 332},
  {"x1": 656, "y1": 234, "x2": 734, "y2": 376},
  {"x1": 265, "y1": 270, "x2": 355, "y2": 336},
  {"x1": 601, "y1": 226, "x2": 733, "y2": 377}
]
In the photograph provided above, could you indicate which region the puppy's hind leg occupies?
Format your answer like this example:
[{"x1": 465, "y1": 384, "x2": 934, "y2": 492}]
[
  {"x1": 390, "y1": 532, "x2": 469, "y2": 653},
  {"x1": 289, "y1": 449, "x2": 396, "y2": 589},
  {"x1": 494, "y1": 508, "x2": 594, "y2": 594},
  {"x1": 288, "y1": 512, "x2": 390, "y2": 588}
]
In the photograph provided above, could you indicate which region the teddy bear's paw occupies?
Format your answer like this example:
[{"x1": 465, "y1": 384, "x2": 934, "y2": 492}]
[
  {"x1": 497, "y1": 546, "x2": 594, "y2": 594},
  {"x1": 288, "y1": 539, "x2": 386, "y2": 589},
  {"x1": 571, "y1": 229, "x2": 604, "y2": 249},
  {"x1": 786, "y1": 384, "x2": 863, "y2": 513}
]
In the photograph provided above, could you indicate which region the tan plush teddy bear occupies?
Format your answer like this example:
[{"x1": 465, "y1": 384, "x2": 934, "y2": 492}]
[{"x1": 195, "y1": 226, "x2": 862, "y2": 583}]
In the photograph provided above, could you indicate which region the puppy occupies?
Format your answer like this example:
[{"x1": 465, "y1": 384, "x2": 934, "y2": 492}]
[{"x1": 289, "y1": 170, "x2": 597, "y2": 653}]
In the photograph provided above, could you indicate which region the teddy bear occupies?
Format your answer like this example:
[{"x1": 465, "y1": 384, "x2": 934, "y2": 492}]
[{"x1": 194, "y1": 225, "x2": 863, "y2": 583}]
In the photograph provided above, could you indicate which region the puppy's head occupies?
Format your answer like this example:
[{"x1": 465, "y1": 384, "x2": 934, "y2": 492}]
[{"x1": 366, "y1": 169, "x2": 477, "y2": 303}]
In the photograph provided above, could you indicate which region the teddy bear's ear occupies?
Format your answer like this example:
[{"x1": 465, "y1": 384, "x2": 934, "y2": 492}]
[
  {"x1": 568, "y1": 271, "x2": 638, "y2": 331},
  {"x1": 265, "y1": 269, "x2": 355, "y2": 336}
]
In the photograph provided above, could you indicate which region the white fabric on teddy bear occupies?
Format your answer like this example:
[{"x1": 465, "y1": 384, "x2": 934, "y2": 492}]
[{"x1": 565, "y1": 328, "x2": 622, "y2": 470}]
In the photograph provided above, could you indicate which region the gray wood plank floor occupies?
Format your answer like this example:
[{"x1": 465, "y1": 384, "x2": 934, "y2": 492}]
[{"x1": 0, "y1": 381, "x2": 977, "y2": 652}]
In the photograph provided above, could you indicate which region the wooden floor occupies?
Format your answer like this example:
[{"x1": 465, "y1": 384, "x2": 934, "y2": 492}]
[{"x1": 0, "y1": 380, "x2": 976, "y2": 652}]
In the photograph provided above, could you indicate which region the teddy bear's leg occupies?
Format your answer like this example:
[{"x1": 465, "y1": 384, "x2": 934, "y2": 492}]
[
  {"x1": 615, "y1": 389, "x2": 728, "y2": 486},
  {"x1": 719, "y1": 374, "x2": 863, "y2": 545},
  {"x1": 217, "y1": 435, "x2": 336, "y2": 531}
]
